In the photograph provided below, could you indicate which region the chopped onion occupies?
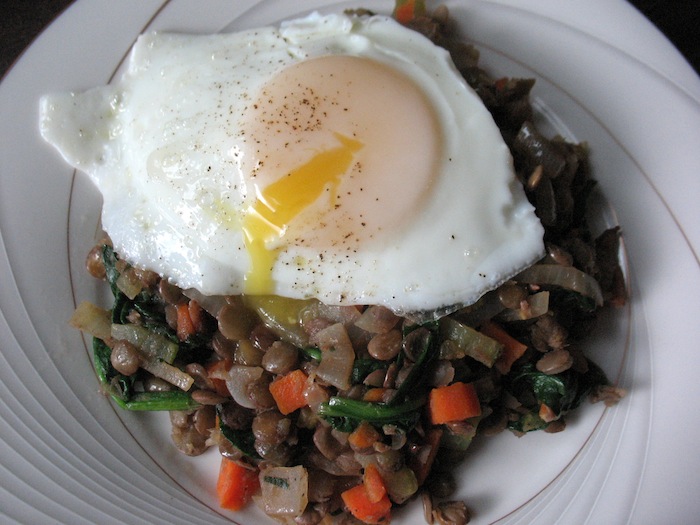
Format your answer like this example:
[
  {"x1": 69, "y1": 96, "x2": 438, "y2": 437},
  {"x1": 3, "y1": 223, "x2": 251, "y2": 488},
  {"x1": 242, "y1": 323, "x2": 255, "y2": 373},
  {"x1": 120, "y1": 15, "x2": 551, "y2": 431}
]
[
  {"x1": 301, "y1": 302, "x2": 362, "y2": 326},
  {"x1": 354, "y1": 305, "x2": 400, "y2": 334},
  {"x1": 115, "y1": 267, "x2": 143, "y2": 300},
  {"x1": 514, "y1": 264, "x2": 603, "y2": 306},
  {"x1": 311, "y1": 323, "x2": 355, "y2": 390},
  {"x1": 69, "y1": 301, "x2": 111, "y2": 340},
  {"x1": 140, "y1": 358, "x2": 194, "y2": 391},
  {"x1": 497, "y1": 291, "x2": 550, "y2": 322},
  {"x1": 259, "y1": 465, "x2": 308, "y2": 517}
]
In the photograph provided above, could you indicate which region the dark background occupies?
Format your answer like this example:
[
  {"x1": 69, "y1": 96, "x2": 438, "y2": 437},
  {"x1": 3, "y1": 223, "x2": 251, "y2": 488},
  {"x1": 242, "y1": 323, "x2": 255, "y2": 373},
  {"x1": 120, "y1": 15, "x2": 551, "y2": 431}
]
[{"x1": 2, "y1": 1, "x2": 699, "y2": 78}]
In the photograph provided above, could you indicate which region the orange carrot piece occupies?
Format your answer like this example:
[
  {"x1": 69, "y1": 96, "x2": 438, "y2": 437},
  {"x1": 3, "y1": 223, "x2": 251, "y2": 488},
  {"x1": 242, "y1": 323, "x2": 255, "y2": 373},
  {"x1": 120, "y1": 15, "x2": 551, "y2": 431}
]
[
  {"x1": 176, "y1": 302, "x2": 196, "y2": 341},
  {"x1": 216, "y1": 457, "x2": 259, "y2": 511},
  {"x1": 363, "y1": 463, "x2": 387, "y2": 504},
  {"x1": 341, "y1": 483, "x2": 392, "y2": 524},
  {"x1": 539, "y1": 403, "x2": 557, "y2": 423},
  {"x1": 362, "y1": 387, "x2": 387, "y2": 403},
  {"x1": 494, "y1": 77, "x2": 509, "y2": 91},
  {"x1": 428, "y1": 382, "x2": 481, "y2": 425},
  {"x1": 269, "y1": 369, "x2": 308, "y2": 415},
  {"x1": 481, "y1": 320, "x2": 528, "y2": 374},
  {"x1": 348, "y1": 421, "x2": 381, "y2": 451},
  {"x1": 393, "y1": 0, "x2": 426, "y2": 24},
  {"x1": 187, "y1": 299, "x2": 205, "y2": 332},
  {"x1": 207, "y1": 358, "x2": 233, "y2": 398}
]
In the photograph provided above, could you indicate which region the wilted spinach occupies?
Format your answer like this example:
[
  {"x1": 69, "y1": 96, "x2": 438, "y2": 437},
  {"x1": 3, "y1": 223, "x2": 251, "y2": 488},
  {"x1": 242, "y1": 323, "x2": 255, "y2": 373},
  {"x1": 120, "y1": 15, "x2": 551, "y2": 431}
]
[{"x1": 505, "y1": 359, "x2": 609, "y2": 433}]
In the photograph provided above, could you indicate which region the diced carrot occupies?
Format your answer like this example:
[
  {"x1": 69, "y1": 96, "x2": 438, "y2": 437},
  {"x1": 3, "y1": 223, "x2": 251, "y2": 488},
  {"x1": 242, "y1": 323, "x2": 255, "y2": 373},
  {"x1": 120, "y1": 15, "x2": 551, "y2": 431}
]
[
  {"x1": 363, "y1": 463, "x2": 387, "y2": 504},
  {"x1": 393, "y1": 0, "x2": 426, "y2": 24},
  {"x1": 494, "y1": 77, "x2": 509, "y2": 91},
  {"x1": 362, "y1": 387, "x2": 387, "y2": 403},
  {"x1": 216, "y1": 457, "x2": 260, "y2": 511},
  {"x1": 341, "y1": 483, "x2": 392, "y2": 524},
  {"x1": 269, "y1": 369, "x2": 308, "y2": 415},
  {"x1": 480, "y1": 320, "x2": 528, "y2": 375},
  {"x1": 348, "y1": 421, "x2": 381, "y2": 450},
  {"x1": 176, "y1": 302, "x2": 196, "y2": 341},
  {"x1": 428, "y1": 382, "x2": 481, "y2": 425},
  {"x1": 539, "y1": 403, "x2": 557, "y2": 423},
  {"x1": 188, "y1": 299, "x2": 205, "y2": 332},
  {"x1": 206, "y1": 358, "x2": 233, "y2": 398}
]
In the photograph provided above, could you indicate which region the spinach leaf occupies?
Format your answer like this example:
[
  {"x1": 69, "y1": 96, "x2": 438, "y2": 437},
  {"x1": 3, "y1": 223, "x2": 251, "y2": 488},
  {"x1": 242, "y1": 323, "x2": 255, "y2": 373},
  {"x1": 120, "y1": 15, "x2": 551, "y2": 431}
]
[
  {"x1": 217, "y1": 405, "x2": 261, "y2": 460},
  {"x1": 402, "y1": 319, "x2": 439, "y2": 337},
  {"x1": 103, "y1": 245, "x2": 140, "y2": 325},
  {"x1": 93, "y1": 336, "x2": 135, "y2": 401},
  {"x1": 93, "y1": 338, "x2": 198, "y2": 411},
  {"x1": 300, "y1": 347, "x2": 322, "y2": 362},
  {"x1": 93, "y1": 336, "x2": 114, "y2": 386},
  {"x1": 318, "y1": 396, "x2": 424, "y2": 432},
  {"x1": 102, "y1": 244, "x2": 211, "y2": 363},
  {"x1": 102, "y1": 244, "x2": 122, "y2": 298},
  {"x1": 552, "y1": 289, "x2": 597, "y2": 315},
  {"x1": 117, "y1": 391, "x2": 200, "y2": 411},
  {"x1": 505, "y1": 358, "x2": 609, "y2": 433}
]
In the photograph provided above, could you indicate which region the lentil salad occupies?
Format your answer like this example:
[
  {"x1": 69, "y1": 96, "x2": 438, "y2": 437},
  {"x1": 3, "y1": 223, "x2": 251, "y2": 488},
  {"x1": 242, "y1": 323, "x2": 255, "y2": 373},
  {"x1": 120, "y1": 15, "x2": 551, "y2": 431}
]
[{"x1": 70, "y1": 4, "x2": 626, "y2": 524}]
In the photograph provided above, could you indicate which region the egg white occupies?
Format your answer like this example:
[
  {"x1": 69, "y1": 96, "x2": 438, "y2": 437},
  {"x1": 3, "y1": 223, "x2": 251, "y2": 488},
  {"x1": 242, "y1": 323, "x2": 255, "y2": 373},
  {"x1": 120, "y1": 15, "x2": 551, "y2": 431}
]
[{"x1": 39, "y1": 12, "x2": 544, "y2": 318}]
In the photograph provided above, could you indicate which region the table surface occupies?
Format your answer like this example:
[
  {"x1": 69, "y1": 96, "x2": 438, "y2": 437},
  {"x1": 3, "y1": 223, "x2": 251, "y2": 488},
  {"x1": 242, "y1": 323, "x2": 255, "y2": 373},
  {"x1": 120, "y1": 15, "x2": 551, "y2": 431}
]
[{"x1": 1, "y1": 0, "x2": 699, "y2": 79}]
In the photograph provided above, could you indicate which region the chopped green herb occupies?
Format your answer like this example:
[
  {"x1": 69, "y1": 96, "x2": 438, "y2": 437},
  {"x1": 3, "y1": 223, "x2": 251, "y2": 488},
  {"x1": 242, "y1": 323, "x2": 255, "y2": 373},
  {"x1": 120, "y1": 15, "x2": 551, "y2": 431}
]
[{"x1": 263, "y1": 476, "x2": 290, "y2": 489}]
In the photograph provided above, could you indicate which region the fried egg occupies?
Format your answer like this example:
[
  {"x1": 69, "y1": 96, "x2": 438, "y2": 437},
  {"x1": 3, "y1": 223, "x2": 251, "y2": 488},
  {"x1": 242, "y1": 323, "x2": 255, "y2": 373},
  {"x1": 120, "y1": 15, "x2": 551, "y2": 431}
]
[{"x1": 39, "y1": 12, "x2": 544, "y2": 318}]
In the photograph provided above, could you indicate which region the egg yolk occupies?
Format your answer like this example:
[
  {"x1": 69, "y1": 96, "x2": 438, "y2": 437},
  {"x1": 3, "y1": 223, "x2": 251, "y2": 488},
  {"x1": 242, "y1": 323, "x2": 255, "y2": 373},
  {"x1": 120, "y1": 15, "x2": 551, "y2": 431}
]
[
  {"x1": 242, "y1": 133, "x2": 363, "y2": 293},
  {"x1": 239, "y1": 55, "x2": 442, "y2": 294}
]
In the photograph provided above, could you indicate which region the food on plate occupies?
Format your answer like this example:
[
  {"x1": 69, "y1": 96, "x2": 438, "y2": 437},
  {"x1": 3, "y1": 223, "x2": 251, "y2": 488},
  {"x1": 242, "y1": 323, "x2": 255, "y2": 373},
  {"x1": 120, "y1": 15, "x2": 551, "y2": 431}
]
[
  {"x1": 43, "y1": 2, "x2": 626, "y2": 524},
  {"x1": 39, "y1": 7, "x2": 544, "y2": 320}
]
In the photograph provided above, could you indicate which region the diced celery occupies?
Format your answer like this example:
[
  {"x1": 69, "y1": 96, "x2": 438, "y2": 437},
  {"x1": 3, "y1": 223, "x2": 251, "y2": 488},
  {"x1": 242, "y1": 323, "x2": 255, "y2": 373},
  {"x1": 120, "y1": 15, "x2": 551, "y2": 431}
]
[
  {"x1": 442, "y1": 417, "x2": 478, "y2": 449},
  {"x1": 439, "y1": 317, "x2": 502, "y2": 367},
  {"x1": 382, "y1": 466, "x2": 418, "y2": 504},
  {"x1": 111, "y1": 323, "x2": 178, "y2": 363}
]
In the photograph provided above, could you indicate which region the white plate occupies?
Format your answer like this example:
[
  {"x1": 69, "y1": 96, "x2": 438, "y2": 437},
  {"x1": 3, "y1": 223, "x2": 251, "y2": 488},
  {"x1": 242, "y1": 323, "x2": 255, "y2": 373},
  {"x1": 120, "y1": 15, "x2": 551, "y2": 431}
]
[{"x1": 1, "y1": 1, "x2": 699, "y2": 524}]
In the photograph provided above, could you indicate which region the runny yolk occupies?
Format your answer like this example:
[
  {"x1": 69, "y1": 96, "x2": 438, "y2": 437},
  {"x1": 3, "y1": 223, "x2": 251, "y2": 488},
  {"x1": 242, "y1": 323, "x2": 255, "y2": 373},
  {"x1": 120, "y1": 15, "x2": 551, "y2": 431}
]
[
  {"x1": 238, "y1": 54, "x2": 442, "y2": 295},
  {"x1": 242, "y1": 133, "x2": 363, "y2": 294}
]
